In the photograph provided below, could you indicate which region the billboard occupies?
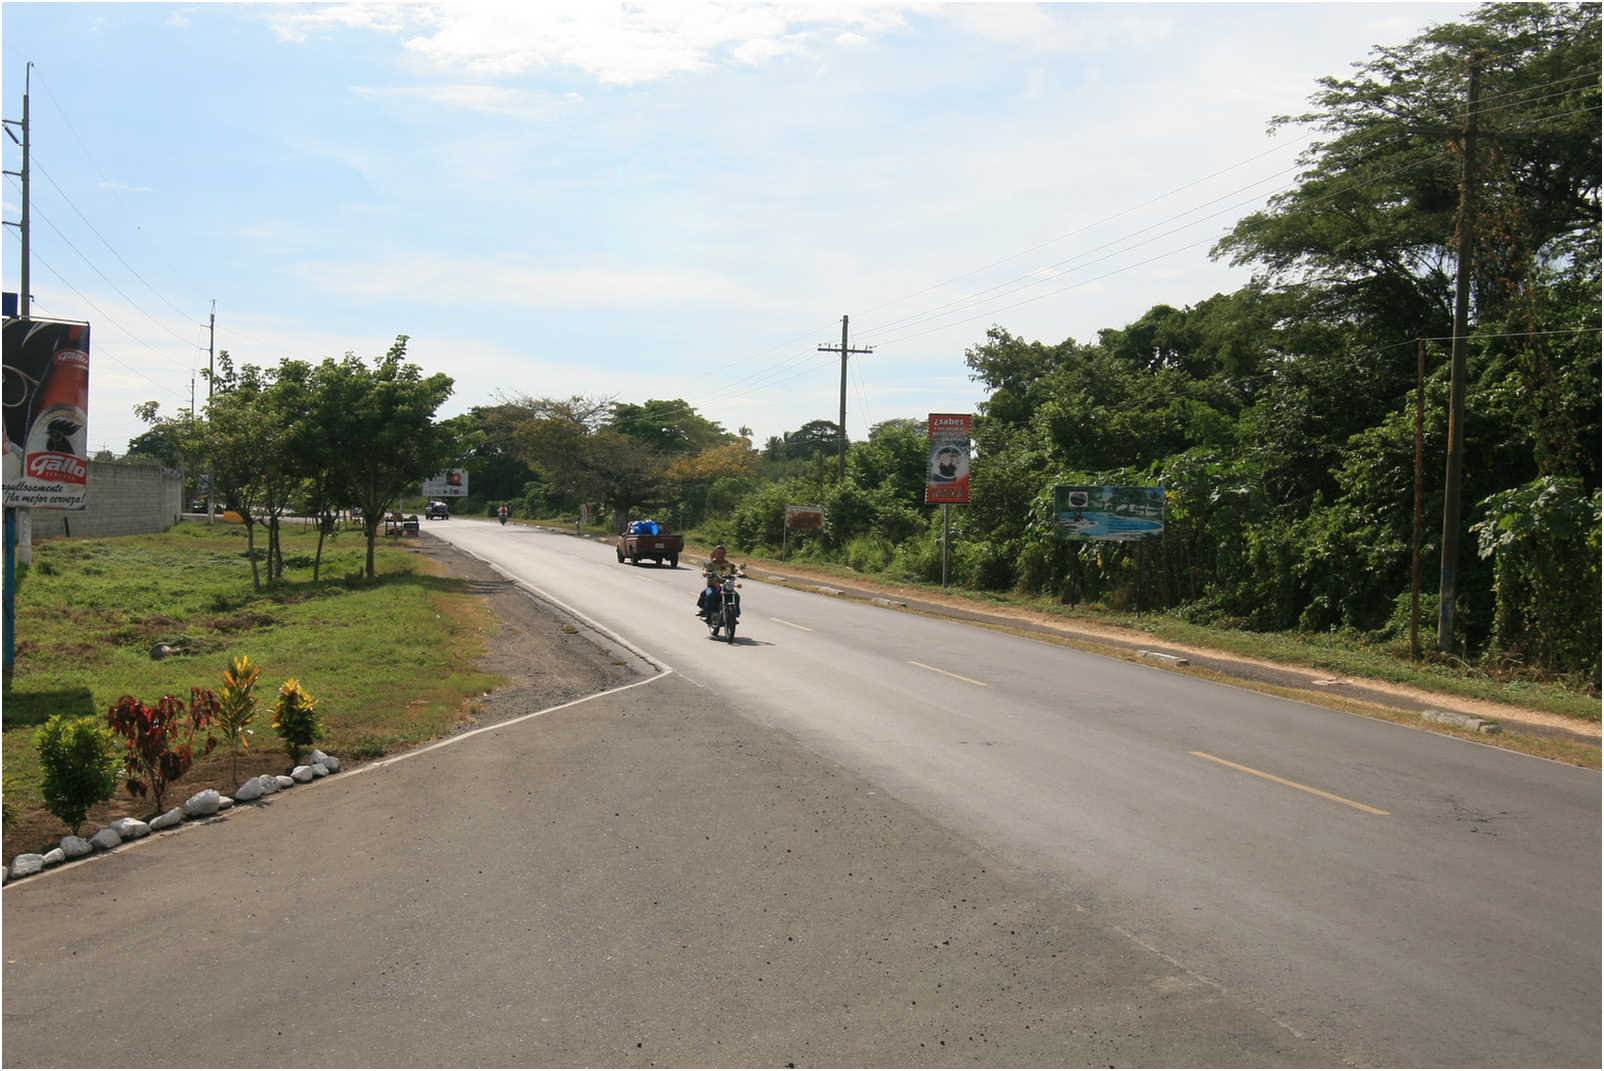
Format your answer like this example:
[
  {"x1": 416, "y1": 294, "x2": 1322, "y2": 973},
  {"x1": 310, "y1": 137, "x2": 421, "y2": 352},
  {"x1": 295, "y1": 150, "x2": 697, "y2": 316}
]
[
  {"x1": 3, "y1": 318, "x2": 91, "y2": 509},
  {"x1": 786, "y1": 505, "x2": 825, "y2": 530},
  {"x1": 422, "y1": 469, "x2": 468, "y2": 497},
  {"x1": 925, "y1": 413, "x2": 971, "y2": 504},
  {"x1": 1053, "y1": 486, "x2": 1165, "y2": 542}
]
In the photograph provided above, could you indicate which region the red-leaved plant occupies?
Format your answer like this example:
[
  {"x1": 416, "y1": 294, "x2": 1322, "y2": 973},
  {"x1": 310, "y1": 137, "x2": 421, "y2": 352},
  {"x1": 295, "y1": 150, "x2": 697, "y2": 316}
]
[{"x1": 105, "y1": 689, "x2": 220, "y2": 815}]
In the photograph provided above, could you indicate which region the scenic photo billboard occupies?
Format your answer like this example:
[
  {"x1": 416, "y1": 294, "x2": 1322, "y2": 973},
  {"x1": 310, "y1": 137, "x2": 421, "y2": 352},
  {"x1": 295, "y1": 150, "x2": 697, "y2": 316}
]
[
  {"x1": 3, "y1": 318, "x2": 92, "y2": 509},
  {"x1": 1052, "y1": 485, "x2": 1164, "y2": 542},
  {"x1": 422, "y1": 469, "x2": 468, "y2": 497},
  {"x1": 925, "y1": 413, "x2": 971, "y2": 504}
]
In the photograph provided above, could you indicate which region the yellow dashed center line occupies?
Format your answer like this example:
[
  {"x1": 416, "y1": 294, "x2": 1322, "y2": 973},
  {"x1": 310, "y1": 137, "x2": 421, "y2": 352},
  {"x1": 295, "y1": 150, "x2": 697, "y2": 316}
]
[
  {"x1": 1191, "y1": 751, "x2": 1389, "y2": 815},
  {"x1": 909, "y1": 661, "x2": 989, "y2": 687},
  {"x1": 770, "y1": 618, "x2": 813, "y2": 631}
]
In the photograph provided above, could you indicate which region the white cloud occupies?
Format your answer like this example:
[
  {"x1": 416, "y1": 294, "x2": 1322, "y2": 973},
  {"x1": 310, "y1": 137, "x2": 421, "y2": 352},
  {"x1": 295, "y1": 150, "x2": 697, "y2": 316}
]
[
  {"x1": 291, "y1": 254, "x2": 760, "y2": 309},
  {"x1": 350, "y1": 84, "x2": 583, "y2": 120},
  {"x1": 264, "y1": 2, "x2": 422, "y2": 44},
  {"x1": 390, "y1": 1, "x2": 905, "y2": 84}
]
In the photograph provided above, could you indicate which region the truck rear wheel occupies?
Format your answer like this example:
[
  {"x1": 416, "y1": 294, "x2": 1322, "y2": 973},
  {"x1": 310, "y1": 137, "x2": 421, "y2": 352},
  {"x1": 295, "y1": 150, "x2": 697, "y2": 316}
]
[
  {"x1": 667, "y1": 554, "x2": 678, "y2": 569},
  {"x1": 617, "y1": 549, "x2": 625, "y2": 563}
]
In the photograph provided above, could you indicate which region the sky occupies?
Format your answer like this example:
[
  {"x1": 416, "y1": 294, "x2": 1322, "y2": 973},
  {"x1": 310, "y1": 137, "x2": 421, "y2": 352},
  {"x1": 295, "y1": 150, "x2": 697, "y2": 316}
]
[{"x1": 3, "y1": 0, "x2": 1481, "y2": 457}]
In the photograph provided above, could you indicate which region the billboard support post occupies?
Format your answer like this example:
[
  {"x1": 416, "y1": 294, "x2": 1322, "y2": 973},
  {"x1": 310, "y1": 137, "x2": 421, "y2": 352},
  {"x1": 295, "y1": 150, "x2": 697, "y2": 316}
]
[{"x1": 942, "y1": 504, "x2": 950, "y2": 588}]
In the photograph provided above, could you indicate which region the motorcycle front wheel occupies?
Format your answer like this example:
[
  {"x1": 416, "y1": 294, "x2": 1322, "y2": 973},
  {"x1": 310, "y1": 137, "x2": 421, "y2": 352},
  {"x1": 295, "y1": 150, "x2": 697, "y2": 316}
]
[{"x1": 723, "y1": 605, "x2": 737, "y2": 643}]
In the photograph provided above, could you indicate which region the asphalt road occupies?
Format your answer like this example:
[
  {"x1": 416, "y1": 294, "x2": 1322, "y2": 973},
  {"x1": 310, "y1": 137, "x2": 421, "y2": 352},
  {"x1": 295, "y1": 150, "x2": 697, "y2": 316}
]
[{"x1": 3, "y1": 518, "x2": 1597, "y2": 1067}]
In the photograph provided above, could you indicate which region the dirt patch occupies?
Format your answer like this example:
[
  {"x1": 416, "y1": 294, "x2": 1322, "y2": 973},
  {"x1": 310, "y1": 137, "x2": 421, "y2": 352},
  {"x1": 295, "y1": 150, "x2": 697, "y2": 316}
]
[{"x1": 407, "y1": 536, "x2": 651, "y2": 736}]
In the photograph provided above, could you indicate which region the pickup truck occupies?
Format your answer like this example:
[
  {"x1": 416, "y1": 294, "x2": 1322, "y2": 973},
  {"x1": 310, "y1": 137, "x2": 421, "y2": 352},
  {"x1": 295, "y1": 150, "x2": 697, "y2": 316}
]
[{"x1": 617, "y1": 528, "x2": 682, "y2": 568}]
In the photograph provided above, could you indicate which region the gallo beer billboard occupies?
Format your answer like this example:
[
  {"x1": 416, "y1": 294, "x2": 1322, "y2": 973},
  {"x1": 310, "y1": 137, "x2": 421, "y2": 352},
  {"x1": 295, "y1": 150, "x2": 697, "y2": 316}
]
[{"x1": 3, "y1": 318, "x2": 91, "y2": 509}]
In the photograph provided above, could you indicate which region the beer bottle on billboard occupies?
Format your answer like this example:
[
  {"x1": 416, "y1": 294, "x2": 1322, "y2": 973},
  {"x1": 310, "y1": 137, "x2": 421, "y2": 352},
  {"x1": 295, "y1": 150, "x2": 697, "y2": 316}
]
[{"x1": 23, "y1": 324, "x2": 90, "y2": 491}]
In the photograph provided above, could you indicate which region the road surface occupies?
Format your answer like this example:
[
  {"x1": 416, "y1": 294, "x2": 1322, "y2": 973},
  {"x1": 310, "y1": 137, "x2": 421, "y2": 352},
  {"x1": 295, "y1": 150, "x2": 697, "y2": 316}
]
[{"x1": 3, "y1": 518, "x2": 1597, "y2": 1067}]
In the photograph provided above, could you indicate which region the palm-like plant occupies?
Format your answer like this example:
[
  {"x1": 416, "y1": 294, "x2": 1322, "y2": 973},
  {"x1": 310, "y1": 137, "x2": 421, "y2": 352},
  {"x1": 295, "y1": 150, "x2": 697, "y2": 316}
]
[{"x1": 215, "y1": 655, "x2": 261, "y2": 785}]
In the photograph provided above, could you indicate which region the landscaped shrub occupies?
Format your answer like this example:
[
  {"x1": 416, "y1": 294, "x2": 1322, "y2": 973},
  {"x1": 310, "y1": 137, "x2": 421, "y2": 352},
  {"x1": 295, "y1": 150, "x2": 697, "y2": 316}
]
[
  {"x1": 35, "y1": 714, "x2": 120, "y2": 836},
  {"x1": 214, "y1": 654, "x2": 262, "y2": 785},
  {"x1": 272, "y1": 678, "x2": 323, "y2": 764},
  {"x1": 106, "y1": 690, "x2": 219, "y2": 815}
]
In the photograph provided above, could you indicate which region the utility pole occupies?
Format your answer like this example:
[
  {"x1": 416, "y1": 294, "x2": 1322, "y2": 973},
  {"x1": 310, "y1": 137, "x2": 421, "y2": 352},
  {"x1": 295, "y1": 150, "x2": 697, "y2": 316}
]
[
  {"x1": 817, "y1": 314, "x2": 872, "y2": 481},
  {"x1": 2, "y1": 63, "x2": 30, "y2": 674},
  {"x1": 1438, "y1": 54, "x2": 1481, "y2": 654},
  {"x1": 4, "y1": 62, "x2": 30, "y2": 316},
  {"x1": 1412, "y1": 338, "x2": 1425, "y2": 661},
  {"x1": 205, "y1": 300, "x2": 215, "y2": 523}
]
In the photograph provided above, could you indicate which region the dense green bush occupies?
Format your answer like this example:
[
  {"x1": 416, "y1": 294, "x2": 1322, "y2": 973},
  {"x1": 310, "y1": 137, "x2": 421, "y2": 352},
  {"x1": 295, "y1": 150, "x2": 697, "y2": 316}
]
[{"x1": 35, "y1": 715, "x2": 120, "y2": 836}]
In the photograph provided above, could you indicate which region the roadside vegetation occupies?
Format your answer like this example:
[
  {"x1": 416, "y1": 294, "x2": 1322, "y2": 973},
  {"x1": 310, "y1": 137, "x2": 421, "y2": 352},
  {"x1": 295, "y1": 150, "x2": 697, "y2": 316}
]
[
  {"x1": 1, "y1": 522, "x2": 499, "y2": 855},
  {"x1": 428, "y1": 7, "x2": 1600, "y2": 702}
]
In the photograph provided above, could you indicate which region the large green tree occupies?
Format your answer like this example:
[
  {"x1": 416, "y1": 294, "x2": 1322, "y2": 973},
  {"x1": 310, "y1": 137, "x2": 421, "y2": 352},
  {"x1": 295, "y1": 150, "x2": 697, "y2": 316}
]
[{"x1": 325, "y1": 337, "x2": 456, "y2": 577}]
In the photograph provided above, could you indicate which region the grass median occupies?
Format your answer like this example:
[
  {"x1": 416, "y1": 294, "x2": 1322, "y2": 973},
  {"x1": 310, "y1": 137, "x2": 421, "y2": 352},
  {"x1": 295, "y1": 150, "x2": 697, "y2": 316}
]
[{"x1": 2, "y1": 520, "x2": 501, "y2": 857}]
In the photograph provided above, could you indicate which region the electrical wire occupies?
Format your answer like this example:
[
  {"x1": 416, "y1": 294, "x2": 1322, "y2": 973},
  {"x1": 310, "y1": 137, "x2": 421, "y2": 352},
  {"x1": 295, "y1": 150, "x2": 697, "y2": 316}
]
[
  {"x1": 851, "y1": 95, "x2": 1594, "y2": 352},
  {"x1": 28, "y1": 69, "x2": 207, "y2": 328},
  {"x1": 21, "y1": 244, "x2": 196, "y2": 397}
]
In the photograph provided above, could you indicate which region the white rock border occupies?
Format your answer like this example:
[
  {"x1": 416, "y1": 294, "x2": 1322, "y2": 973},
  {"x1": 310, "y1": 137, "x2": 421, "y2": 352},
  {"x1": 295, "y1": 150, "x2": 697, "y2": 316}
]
[{"x1": 4, "y1": 752, "x2": 343, "y2": 884}]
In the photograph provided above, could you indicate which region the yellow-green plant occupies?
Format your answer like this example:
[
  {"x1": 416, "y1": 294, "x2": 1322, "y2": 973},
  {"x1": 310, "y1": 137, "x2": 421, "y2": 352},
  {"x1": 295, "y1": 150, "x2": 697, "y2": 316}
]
[
  {"x1": 215, "y1": 654, "x2": 262, "y2": 785},
  {"x1": 271, "y1": 678, "x2": 322, "y2": 765}
]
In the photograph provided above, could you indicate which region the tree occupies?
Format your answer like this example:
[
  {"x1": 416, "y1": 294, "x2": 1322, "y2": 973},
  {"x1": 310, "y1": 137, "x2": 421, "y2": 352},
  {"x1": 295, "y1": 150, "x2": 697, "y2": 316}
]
[
  {"x1": 324, "y1": 337, "x2": 456, "y2": 577},
  {"x1": 130, "y1": 400, "x2": 203, "y2": 496},
  {"x1": 847, "y1": 419, "x2": 928, "y2": 505},
  {"x1": 501, "y1": 394, "x2": 675, "y2": 531},
  {"x1": 1214, "y1": 3, "x2": 1599, "y2": 336},
  {"x1": 201, "y1": 362, "x2": 281, "y2": 591},
  {"x1": 666, "y1": 439, "x2": 760, "y2": 527},
  {"x1": 779, "y1": 419, "x2": 843, "y2": 461},
  {"x1": 609, "y1": 399, "x2": 732, "y2": 455}
]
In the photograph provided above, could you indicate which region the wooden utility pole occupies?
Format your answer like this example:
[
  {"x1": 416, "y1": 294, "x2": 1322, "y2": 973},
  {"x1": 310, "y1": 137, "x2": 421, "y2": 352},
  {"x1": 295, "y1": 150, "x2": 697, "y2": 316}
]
[
  {"x1": 817, "y1": 315, "x2": 873, "y2": 481},
  {"x1": 1438, "y1": 54, "x2": 1481, "y2": 654},
  {"x1": 1412, "y1": 338, "x2": 1426, "y2": 661}
]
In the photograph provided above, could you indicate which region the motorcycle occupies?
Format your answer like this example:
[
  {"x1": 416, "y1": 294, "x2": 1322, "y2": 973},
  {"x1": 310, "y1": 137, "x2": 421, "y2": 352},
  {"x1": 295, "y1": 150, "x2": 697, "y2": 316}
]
[
  {"x1": 497, "y1": 509, "x2": 508, "y2": 525},
  {"x1": 702, "y1": 571, "x2": 742, "y2": 643}
]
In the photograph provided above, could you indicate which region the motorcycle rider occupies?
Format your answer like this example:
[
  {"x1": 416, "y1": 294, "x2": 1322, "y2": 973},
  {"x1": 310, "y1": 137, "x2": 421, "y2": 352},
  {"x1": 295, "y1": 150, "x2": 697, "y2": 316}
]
[
  {"x1": 497, "y1": 504, "x2": 509, "y2": 524},
  {"x1": 695, "y1": 544, "x2": 741, "y2": 618}
]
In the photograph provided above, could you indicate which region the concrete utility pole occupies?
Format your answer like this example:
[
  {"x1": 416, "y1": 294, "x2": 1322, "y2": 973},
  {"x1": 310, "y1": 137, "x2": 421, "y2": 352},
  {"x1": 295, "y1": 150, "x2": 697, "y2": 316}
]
[
  {"x1": 817, "y1": 314, "x2": 873, "y2": 481},
  {"x1": 1438, "y1": 54, "x2": 1482, "y2": 654},
  {"x1": 3, "y1": 62, "x2": 31, "y2": 316},
  {"x1": 2, "y1": 63, "x2": 30, "y2": 673}
]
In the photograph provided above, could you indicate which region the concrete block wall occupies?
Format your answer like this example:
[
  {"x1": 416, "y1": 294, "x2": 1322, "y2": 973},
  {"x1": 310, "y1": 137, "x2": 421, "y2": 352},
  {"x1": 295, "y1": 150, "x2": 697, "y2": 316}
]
[{"x1": 24, "y1": 459, "x2": 184, "y2": 542}]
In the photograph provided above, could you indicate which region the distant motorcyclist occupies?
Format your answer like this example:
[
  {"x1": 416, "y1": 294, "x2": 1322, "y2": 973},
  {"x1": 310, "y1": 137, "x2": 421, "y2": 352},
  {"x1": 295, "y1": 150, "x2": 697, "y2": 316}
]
[
  {"x1": 695, "y1": 545, "x2": 742, "y2": 617},
  {"x1": 497, "y1": 504, "x2": 509, "y2": 525}
]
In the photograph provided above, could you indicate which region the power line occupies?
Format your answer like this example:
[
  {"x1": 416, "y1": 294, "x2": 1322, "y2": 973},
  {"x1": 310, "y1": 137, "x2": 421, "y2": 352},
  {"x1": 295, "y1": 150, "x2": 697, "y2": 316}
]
[
  {"x1": 19, "y1": 243, "x2": 196, "y2": 394},
  {"x1": 22, "y1": 177, "x2": 205, "y2": 352},
  {"x1": 852, "y1": 95, "x2": 1591, "y2": 351},
  {"x1": 27, "y1": 68, "x2": 206, "y2": 327}
]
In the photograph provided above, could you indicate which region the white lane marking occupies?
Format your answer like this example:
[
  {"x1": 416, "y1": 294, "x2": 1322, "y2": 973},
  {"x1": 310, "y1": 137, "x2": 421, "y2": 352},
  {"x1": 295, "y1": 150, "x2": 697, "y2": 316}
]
[
  {"x1": 771, "y1": 617, "x2": 813, "y2": 631},
  {"x1": 908, "y1": 660, "x2": 989, "y2": 687}
]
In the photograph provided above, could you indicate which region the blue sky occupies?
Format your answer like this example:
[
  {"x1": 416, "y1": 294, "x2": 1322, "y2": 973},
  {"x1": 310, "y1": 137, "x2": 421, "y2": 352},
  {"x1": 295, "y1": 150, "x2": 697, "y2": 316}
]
[{"x1": 3, "y1": 1, "x2": 1477, "y2": 456}]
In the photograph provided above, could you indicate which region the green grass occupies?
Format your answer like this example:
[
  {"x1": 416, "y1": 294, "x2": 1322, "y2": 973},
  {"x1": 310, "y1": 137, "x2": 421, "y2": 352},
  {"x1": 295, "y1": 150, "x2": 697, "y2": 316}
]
[{"x1": 3, "y1": 521, "x2": 500, "y2": 844}]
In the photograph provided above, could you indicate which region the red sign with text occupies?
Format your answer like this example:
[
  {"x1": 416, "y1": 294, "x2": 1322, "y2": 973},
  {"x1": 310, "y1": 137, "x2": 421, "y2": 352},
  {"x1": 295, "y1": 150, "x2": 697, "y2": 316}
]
[{"x1": 925, "y1": 413, "x2": 971, "y2": 504}]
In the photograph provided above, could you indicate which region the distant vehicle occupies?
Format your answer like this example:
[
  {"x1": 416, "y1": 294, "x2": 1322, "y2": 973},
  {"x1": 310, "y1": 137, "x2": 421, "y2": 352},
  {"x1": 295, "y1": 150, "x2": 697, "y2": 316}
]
[
  {"x1": 425, "y1": 500, "x2": 450, "y2": 519},
  {"x1": 617, "y1": 520, "x2": 682, "y2": 568}
]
